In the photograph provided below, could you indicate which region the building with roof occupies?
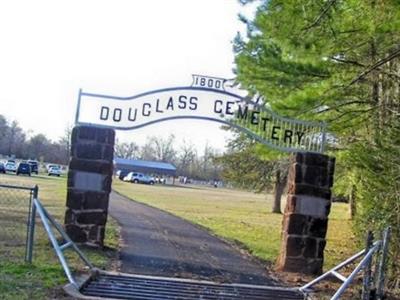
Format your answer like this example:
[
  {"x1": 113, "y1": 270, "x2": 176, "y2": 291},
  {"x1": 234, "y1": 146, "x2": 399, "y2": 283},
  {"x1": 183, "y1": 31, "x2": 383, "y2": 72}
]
[{"x1": 114, "y1": 158, "x2": 177, "y2": 176}]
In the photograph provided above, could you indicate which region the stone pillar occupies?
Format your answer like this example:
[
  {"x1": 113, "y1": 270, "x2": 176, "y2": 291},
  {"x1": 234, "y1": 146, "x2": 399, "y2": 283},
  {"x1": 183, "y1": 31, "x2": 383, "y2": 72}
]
[
  {"x1": 276, "y1": 152, "x2": 335, "y2": 275},
  {"x1": 64, "y1": 126, "x2": 115, "y2": 247}
]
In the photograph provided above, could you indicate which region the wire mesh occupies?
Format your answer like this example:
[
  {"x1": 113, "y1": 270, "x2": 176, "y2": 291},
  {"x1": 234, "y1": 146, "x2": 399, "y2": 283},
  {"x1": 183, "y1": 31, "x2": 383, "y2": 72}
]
[{"x1": 0, "y1": 184, "x2": 35, "y2": 262}]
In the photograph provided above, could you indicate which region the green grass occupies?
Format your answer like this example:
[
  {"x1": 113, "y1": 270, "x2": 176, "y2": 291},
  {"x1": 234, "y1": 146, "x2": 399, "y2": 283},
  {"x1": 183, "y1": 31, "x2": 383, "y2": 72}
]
[
  {"x1": 113, "y1": 180, "x2": 356, "y2": 269},
  {"x1": 0, "y1": 172, "x2": 355, "y2": 298},
  {"x1": 0, "y1": 173, "x2": 120, "y2": 299}
]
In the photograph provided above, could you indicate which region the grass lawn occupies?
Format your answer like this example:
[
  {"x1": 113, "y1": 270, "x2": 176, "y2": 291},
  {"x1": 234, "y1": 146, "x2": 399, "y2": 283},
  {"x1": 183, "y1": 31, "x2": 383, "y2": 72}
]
[
  {"x1": 0, "y1": 173, "x2": 119, "y2": 300},
  {"x1": 0, "y1": 172, "x2": 355, "y2": 299},
  {"x1": 113, "y1": 180, "x2": 356, "y2": 270}
]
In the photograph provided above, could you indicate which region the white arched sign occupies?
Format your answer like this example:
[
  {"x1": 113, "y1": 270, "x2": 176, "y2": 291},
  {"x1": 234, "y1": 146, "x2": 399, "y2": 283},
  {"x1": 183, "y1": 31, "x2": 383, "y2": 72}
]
[{"x1": 75, "y1": 75, "x2": 326, "y2": 153}]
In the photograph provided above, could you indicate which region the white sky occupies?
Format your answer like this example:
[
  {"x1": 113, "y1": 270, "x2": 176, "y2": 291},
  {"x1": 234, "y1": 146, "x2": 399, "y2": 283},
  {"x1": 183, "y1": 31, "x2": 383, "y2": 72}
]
[{"x1": 0, "y1": 0, "x2": 256, "y2": 152}]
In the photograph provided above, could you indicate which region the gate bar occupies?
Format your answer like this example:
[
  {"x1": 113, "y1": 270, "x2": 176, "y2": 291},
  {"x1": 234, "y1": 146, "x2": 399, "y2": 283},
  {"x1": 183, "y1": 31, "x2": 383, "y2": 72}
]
[
  {"x1": 300, "y1": 239, "x2": 383, "y2": 300},
  {"x1": 26, "y1": 185, "x2": 38, "y2": 263},
  {"x1": 361, "y1": 231, "x2": 374, "y2": 300},
  {"x1": 40, "y1": 202, "x2": 94, "y2": 269},
  {"x1": 299, "y1": 244, "x2": 376, "y2": 292},
  {"x1": 331, "y1": 241, "x2": 381, "y2": 300},
  {"x1": 34, "y1": 198, "x2": 77, "y2": 287},
  {"x1": 32, "y1": 198, "x2": 93, "y2": 288},
  {"x1": 376, "y1": 227, "x2": 391, "y2": 300}
]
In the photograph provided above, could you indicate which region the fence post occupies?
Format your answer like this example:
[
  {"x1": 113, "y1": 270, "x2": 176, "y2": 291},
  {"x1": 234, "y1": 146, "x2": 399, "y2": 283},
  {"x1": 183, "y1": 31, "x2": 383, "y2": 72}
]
[
  {"x1": 26, "y1": 185, "x2": 38, "y2": 263},
  {"x1": 376, "y1": 227, "x2": 391, "y2": 300},
  {"x1": 361, "y1": 231, "x2": 374, "y2": 300}
]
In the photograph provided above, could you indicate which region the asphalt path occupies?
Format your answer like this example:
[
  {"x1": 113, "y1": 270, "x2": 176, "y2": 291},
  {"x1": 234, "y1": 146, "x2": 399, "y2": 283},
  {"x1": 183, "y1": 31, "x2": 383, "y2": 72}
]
[{"x1": 109, "y1": 191, "x2": 277, "y2": 286}]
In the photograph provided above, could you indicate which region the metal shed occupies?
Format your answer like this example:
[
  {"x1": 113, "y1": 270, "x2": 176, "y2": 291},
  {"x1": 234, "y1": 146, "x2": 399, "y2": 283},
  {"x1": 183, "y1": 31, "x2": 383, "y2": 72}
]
[{"x1": 114, "y1": 158, "x2": 177, "y2": 176}]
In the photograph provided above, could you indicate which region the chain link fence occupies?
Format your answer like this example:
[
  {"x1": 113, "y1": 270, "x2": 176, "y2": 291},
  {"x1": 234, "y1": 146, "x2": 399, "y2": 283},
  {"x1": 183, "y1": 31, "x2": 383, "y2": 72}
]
[{"x1": 0, "y1": 184, "x2": 37, "y2": 262}]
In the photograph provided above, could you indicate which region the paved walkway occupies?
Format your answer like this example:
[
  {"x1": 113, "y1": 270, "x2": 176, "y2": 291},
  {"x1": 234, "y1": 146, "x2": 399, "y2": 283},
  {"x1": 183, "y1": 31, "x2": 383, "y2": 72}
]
[{"x1": 109, "y1": 191, "x2": 277, "y2": 285}]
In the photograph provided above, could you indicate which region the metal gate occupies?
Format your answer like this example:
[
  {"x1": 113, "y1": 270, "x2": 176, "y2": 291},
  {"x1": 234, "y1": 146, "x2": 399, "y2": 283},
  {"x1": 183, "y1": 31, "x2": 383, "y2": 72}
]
[
  {"x1": 30, "y1": 195, "x2": 390, "y2": 300},
  {"x1": 0, "y1": 183, "x2": 38, "y2": 262}
]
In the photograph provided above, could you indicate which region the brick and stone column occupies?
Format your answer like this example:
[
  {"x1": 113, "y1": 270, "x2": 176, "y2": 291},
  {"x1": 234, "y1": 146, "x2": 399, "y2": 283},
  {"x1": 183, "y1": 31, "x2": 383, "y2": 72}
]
[
  {"x1": 64, "y1": 126, "x2": 115, "y2": 247},
  {"x1": 276, "y1": 152, "x2": 335, "y2": 275}
]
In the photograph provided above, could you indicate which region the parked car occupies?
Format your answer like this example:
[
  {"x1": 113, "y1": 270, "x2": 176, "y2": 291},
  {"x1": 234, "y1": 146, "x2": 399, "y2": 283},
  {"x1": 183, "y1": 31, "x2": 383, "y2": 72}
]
[
  {"x1": 5, "y1": 162, "x2": 17, "y2": 173},
  {"x1": 116, "y1": 170, "x2": 130, "y2": 181},
  {"x1": 27, "y1": 160, "x2": 39, "y2": 174},
  {"x1": 48, "y1": 166, "x2": 61, "y2": 176},
  {"x1": 16, "y1": 162, "x2": 31, "y2": 176},
  {"x1": 46, "y1": 164, "x2": 60, "y2": 172},
  {"x1": 124, "y1": 172, "x2": 155, "y2": 185},
  {"x1": 0, "y1": 162, "x2": 5, "y2": 174}
]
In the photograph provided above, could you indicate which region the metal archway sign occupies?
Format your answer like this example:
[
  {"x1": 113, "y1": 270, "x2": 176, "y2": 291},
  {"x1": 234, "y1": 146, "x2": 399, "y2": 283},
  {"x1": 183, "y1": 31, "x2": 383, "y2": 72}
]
[{"x1": 75, "y1": 75, "x2": 326, "y2": 153}]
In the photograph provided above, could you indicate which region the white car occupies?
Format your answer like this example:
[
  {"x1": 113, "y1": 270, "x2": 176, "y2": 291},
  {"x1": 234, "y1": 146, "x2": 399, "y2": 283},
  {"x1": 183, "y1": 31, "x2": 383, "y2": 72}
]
[
  {"x1": 5, "y1": 162, "x2": 17, "y2": 173},
  {"x1": 123, "y1": 172, "x2": 155, "y2": 185},
  {"x1": 46, "y1": 164, "x2": 60, "y2": 172},
  {"x1": 48, "y1": 166, "x2": 61, "y2": 176}
]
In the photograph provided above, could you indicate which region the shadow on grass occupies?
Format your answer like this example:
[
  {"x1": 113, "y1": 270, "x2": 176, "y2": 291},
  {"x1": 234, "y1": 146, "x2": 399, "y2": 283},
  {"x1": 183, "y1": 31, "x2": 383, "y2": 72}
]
[{"x1": 117, "y1": 181, "x2": 215, "y2": 191}]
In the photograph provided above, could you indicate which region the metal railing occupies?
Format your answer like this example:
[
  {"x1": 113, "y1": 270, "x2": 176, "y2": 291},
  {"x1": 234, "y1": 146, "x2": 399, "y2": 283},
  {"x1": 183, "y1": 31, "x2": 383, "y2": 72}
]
[
  {"x1": 300, "y1": 227, "x2": 391, "y2": 300},
  {"x1": 0, "y1": 183, "x2": 38, "y2": 263},
  {"x1": 30, "y1": 197, "x2": 93, "y2": 288}
]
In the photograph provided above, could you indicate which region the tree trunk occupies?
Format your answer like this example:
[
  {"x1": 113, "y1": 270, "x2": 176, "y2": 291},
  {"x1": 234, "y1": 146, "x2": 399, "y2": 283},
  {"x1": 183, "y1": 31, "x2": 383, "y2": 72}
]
[
  {"x1": 272, "y1": 169, "x2": 286, "y2": 214},
  {"x1": 349, "y1": 184, "x2": 357, "y2": 219}
]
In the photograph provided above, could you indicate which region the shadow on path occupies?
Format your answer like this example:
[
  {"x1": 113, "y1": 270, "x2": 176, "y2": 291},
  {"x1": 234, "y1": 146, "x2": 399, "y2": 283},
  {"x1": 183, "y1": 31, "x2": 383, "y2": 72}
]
[{"x1": 109, "y1": 191, "x2": 278, "y2": 286}]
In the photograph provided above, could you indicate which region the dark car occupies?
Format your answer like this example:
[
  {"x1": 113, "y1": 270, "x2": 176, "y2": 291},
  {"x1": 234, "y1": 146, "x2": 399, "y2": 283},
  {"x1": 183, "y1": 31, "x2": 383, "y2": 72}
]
[
  {"x1": 117, "y1": 170, "x2": 130, "y2": 181},
  {"x1": 0, "y1": 163, "x2": 5, "y2": 174},
  {"x1": 16, "y1": 162, "x2": 31, "y2": 176},
  {"x1": 27, "y1": 160, "x2": 39, "y2": 174}
]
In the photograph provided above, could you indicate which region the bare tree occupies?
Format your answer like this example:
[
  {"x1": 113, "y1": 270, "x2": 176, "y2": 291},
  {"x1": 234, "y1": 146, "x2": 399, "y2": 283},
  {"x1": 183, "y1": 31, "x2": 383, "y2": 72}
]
[
  {"x1": 177, "y1": 140, "x2": 197, "y2": 177},
  {"x1": 115, "y1": 139, "x2": 140, "y2": 159},
  {"x1": 201, "y1": 143, "x2": 221, "y2": 180},
  {"x1": 140, "y1": 135, "x2": 176, "y2": 162},
  {"x1": 58, "y1": 125, "x2": 73, "y2": 164}
]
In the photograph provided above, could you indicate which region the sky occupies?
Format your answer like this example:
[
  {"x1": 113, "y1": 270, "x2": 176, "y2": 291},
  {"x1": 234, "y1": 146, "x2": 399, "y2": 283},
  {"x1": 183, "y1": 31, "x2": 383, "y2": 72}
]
[{"x1": 0, "y1": 0, "x2": 256, "y2": 152}]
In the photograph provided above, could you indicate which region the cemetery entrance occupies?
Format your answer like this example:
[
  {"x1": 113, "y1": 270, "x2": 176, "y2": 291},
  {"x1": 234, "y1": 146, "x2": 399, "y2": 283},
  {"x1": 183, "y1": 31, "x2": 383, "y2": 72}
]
[{"x1": 62, "y1": 75, "x2": 335, "y2": 299}]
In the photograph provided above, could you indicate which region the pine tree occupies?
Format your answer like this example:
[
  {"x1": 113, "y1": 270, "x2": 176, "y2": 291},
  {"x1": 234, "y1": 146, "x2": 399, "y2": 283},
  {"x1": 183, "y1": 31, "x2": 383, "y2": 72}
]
[{"x1": 234, "y1": 0, "x2": 400, "y2": 291}]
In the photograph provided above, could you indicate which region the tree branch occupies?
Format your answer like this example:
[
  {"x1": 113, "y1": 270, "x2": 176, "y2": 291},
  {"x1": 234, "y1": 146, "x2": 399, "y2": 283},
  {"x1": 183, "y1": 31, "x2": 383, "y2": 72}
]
[
  {"x1": 330, "y1": 57, "x2": 365, "y2": 67},
  {"x1": 303, "y1": 0, "x2": 337, "y2": 30},
  {"x1": 327, "y1": 107, "x2": 375, "y2": 122},
  {"x1": 319, "y1": 100, "x2": 372, "y2": 113},
  {"x1": 330, "y1": 56, "x2": 400, "y2": 80},
  {"x1": 348, "y1": 48, "x2": 400, "y2": 86}
]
